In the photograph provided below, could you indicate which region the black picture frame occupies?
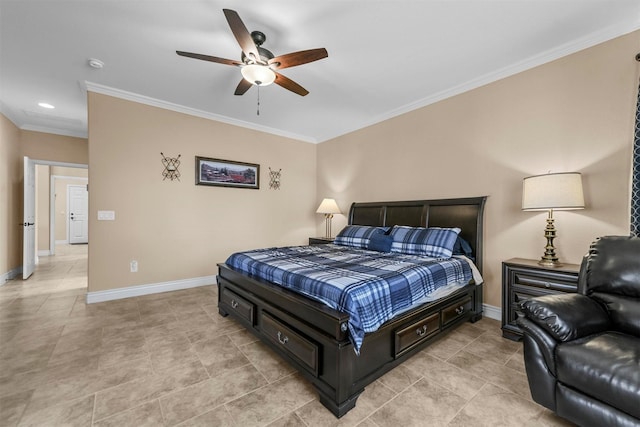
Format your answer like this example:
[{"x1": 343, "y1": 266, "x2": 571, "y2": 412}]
[{"x1": 195, "y1": 156, "x2": 260, "y2": 189}]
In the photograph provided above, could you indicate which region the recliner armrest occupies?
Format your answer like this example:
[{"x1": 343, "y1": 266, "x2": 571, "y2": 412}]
[
  {"x1": 520, "y1": 293, "x2": 610, "y2": 342},
  {"x1": 517, "y1": 316, "x2": 559, "y2": 376}
]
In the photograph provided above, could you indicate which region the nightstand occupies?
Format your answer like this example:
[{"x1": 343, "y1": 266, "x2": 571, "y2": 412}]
[
  {"x1": 309, "y1": 237, "x2": 335, "y2": 245},
  {"x1": 502, "y1": 258, "x2": 580, "y2": 341}
]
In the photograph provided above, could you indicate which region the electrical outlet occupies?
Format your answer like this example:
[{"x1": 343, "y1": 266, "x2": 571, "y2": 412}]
[{"x1": 130, "y1": 260, "x2": 138, "y2": 273}]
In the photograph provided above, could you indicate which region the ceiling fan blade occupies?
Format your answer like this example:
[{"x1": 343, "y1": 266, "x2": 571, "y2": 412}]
[
  {"x1": 176, "y1": 51, "x2": 241, "y2": 66},
  {"x1": 234, "y1": 78, "x2": 253, "y2": 96},
  {"x1": 274, "y1": 72, "x2": 309, "y2": 96},
  {"x1": 269, "y1": 48, "x2": 328, "y2": 70},
  {"x1": 223, "y1": 9, "x2": 261, "y2": 62}
]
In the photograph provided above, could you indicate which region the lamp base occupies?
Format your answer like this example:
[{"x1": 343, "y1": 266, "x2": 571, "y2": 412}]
[
  {"x1": 537, "y1": 258, "x2": 564, "y2": 268},
  {"x1": 324, "y1": 214, "x2": 334, "y2": 239},
  {"x1": 538, "y1": 210, "x2": 563, "y2": 267}
]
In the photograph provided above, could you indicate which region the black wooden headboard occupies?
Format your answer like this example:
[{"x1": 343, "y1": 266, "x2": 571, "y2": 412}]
[{"x1": 348, "y1": 197, "x2": 487, "y2": 273}]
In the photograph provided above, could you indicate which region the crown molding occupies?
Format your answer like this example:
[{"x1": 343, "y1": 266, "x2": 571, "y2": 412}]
[
  {"x1": 0, "y1": 102, "x2": 20, "y2": 127},
  {"x1": 83, "y1": 81, "x2": 318, "y2": 144},
  {"x1": 319, "y1": 22, "x2": 640, "y2": 143},
  {"x1": 20, "y1": 124, "x2": 88, "y2": 139},
  {"x1": 1, "y1": 102, "x2": 88, "y2": 139}
]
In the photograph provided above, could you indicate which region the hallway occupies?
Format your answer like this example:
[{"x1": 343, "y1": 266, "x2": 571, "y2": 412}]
[{"x1": 2, "y1": 244, "x2": 87, "y2": 300}]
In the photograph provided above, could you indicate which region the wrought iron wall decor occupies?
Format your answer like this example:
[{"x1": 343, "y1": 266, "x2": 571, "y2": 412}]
[
  {"x1": 161, "y1": 152, "x2": 181, "y2": 181},
  {"x1": 269, "y1": 167, "x2": 281, "y2": 190}
]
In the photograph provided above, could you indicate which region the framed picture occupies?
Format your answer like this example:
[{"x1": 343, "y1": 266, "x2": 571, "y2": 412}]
[{"x1": 195, "y1": 156, "x2": 260, "y2": 189}]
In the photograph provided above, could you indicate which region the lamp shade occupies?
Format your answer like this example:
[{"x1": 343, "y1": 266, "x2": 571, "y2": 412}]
[
  {"x1": 522, "y1": 172, "x2": 585, "y2": 211},
  {"x1": 241, "y1": 64, "x2": 276, "y2": 86},
  {"x1": 316, "y1": 198, "x2": 341, "y2": 214}
]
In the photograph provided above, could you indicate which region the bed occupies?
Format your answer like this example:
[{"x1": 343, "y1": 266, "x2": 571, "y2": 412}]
[{"x1": 217, "y1": 197, "x2": 487, "y2": 417}]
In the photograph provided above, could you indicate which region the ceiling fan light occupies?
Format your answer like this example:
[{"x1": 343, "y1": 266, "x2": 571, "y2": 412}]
[{"x1": 241, "y1": 64, "x2": 275, "y2": 86}]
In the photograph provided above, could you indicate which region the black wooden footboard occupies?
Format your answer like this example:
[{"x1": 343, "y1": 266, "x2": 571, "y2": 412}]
[{"x1": 217, "y1": 264, "x2": 483, "y2": 417}]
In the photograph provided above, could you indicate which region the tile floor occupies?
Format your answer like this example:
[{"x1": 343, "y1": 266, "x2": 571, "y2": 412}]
[{"x1": 0, "y1": 245, "x2": 575, "y2": 426}]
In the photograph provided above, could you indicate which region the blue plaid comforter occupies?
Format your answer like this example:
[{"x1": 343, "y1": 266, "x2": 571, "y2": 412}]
[{"x1": 225, "y1": 244, "x2": 474, "y2": 353}]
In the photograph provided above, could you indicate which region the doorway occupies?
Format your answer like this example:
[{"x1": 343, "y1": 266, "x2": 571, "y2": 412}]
[{"x1": 23, "y1": 157, "x2": 88, "y2": 279}]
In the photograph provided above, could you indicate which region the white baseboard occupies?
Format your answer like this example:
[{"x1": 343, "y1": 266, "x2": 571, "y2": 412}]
[
  {"x1": 482, "y1": 303, "x2": 501, "y2": 321},
  {"x1": 86, "y1": 275, "x2": 218, "y2": 304},
  {"x1": 55, "y1": 240, "x2": 68, "y2": 245},
  {"x1": 1, "y1": 266, "x2": 23, "y2": 285},
  {"x1": 38, "y1": 250, "x2": 52, "y2": 257}
]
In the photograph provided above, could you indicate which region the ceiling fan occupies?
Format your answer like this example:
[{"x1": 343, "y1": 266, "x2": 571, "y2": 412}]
[{"x1": 177, "y1": 9, "x2": 328, "y2": 97}]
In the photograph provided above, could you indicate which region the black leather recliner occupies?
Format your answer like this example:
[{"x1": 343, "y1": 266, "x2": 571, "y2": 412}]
[{"x1": 517, "y1": 236, "x2": 640, "y2": 427}]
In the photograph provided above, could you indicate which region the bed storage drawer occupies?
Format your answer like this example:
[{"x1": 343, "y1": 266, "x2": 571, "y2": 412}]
[
  {"x1": 220, "y1": 287, "x2": 255, "y2": 326},
  {"x1": 394, "y1": 312, "x2": 440, "y2": 357},
  {"x1": 260, "y1": 312, "x2": 319, "y2": 376},
  {"x1": 442, "y1": 295, "x2": 472, "y2": 326}
]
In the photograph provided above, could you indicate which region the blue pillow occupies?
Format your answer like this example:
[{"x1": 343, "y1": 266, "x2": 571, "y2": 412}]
[
  {"x1": 334, "y1": 225, "x2": 390, "y2": 249},
  {"x1": 389, "y1": 226, "x2": 461, "y2": 258},
  {"x1": 367, "y1": 229, "x2": 393, "y2": 252},
  {"x1": 453, "y1": 236, "x2": 473, "y2": 256}
]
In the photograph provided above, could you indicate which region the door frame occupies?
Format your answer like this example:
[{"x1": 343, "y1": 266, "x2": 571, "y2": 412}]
[
  {"x1": 24, "y1": 159, "x2": 87, "y2": 262},
  {"x1": 50, "y1": 175, "x2": 88, "y2": 253}
]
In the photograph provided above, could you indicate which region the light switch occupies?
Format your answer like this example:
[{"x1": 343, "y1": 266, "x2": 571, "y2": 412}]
[{"x1": 97, "y1": 210, "x2": 115, "y2": 221}]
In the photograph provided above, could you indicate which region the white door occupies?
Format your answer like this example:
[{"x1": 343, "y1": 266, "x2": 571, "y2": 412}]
[
  {"x1": 23, "y1": 157, "x2": 36, "y2": 279},
  {"x1": 68, "y1": 184, "x2": 88, "y2": 244}
]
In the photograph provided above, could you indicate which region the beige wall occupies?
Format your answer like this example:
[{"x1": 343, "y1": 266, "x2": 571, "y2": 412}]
[
  {"x1": 0, "y1": 114, "x2": 23, "y2": 279},
  {"x1": 317, "y1": 31, "x2": 640, "y2": 308},
  {"x1": 21, "y1": 130, "x2": 88, "y2": 165},
  {"x1": 87, "y1": 93, "x2": 317, "y2": 293},
  {"x1": 52, "y1": 166, "x2": 89, "y2": 178}
]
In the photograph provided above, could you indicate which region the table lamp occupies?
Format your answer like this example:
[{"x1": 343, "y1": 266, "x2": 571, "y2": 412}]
[
  {"x1": 316, "y1": 198, "x2": 341, "y2": 239},
  {"x1": 522, "y1": 172, "x2": 585, "y2": 267}
]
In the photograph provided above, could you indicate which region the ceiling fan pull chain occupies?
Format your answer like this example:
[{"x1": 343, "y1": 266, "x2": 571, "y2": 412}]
[{"x1": 257, "y1": 84, "x2": 260, "y2": 116}]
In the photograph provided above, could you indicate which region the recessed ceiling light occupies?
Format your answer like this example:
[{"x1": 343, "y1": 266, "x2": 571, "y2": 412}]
[
  {"x1": 38, "y1": 102, "x2": 55, "y2": 109},
  {"x1": 88, "y1": 58, "x2": 104, "y2": 69}
]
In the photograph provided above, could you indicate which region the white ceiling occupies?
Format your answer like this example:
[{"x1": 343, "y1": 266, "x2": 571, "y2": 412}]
[{"x1": 1, "y1": 1, "x2": 639, "y2": 143}]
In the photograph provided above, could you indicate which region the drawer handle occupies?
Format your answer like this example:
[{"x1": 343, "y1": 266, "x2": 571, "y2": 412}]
[
  {"x1": 230, "y1": 299, "x2": 239, "y2": 309},
  {"x1": 455, "y1": 306, "x2": 464, "y2": 315},
  {"x1": 415, "y1": 325, "x2": 428, "y2": 337},
  {"x1": 277, "y1": 331, "x2": 289, "y2": 345}
]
